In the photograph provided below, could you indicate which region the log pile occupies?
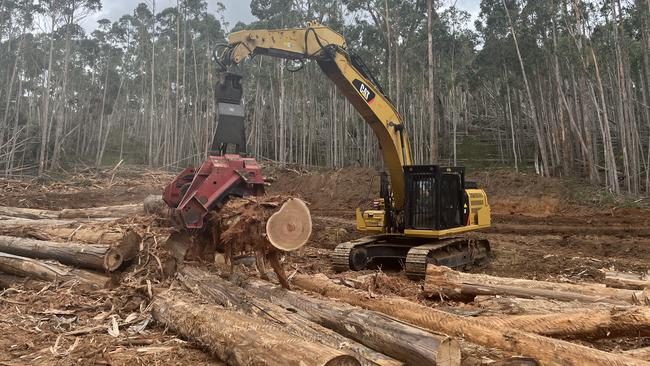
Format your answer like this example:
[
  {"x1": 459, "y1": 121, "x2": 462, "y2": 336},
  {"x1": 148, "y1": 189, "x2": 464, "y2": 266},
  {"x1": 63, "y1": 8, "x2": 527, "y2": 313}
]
[
  {"x1": 424, "y1": 264, "x2": 649, "y2": 305},
  {"x1": 0, "y1": 201, "x2": 147, "y2": 290}
]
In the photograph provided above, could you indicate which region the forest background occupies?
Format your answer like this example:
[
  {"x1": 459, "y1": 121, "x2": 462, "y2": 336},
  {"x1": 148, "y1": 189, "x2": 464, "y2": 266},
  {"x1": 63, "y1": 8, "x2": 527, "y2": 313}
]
[{"x1": 0, "y1": 0, "x2": 648, "y2": 196}]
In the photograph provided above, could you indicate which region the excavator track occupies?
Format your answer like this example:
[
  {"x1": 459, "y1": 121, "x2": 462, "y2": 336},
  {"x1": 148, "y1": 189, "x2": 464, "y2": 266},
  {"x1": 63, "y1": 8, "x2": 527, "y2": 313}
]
[{"x1": 332, "y1": 236, "x2": 491, "y2": 280}]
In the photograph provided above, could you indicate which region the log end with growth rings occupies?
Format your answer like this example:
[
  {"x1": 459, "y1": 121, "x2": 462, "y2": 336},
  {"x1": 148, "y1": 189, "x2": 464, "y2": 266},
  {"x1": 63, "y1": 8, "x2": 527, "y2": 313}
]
[{"x1": 266, "y1": 198, "x2": 312, "y2": 251}]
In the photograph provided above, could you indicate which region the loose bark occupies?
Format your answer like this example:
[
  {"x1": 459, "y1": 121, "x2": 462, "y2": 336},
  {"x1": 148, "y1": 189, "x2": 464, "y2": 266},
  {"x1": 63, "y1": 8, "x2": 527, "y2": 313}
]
[
  {"x1": 292, "y1": 274, "x2": 650, "y2": 366},
  {"x1": 425, "y1": 265, "x2": 648, "y2": 305},
  {"x1": 478, "y1": 306, "x2": 650, "y2": 339},
  {"x1": 178, "y1": 266, "x2": 402, "y2": 366},
  {"x1": 0, "y1": 252, "x2": 111, "y2": 289},
  {"x1": 151, "y1": 290, "x2": 360, "y2": 366},
  {"x1": 602, "y1": 270, "x2": 650, "y2": 290}
]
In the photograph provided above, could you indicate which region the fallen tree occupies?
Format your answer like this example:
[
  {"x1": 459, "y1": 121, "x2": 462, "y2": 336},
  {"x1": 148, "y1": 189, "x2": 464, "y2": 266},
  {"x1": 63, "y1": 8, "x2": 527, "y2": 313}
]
[
  {"x1": 292, "y1": 274, "x2": 650, "y2": 366},
  {"x1": 0, "y1": 225, "x2": 137, "y2": 245},
  {"x1": 180, "y1": 266, "x2": 460, "y2": 366},
  {"x1": 0, "y1": 233, "x2": 140, "y2": 272},
  {"x1": 0, "y1": 252, "x2": 111, "y2": 289},
  {"x1": 152, "y1": 290, "x2": 361, "y2": 366},
  {"x1": 424, "y1": 265, "x2": 649, "y2": 305}
]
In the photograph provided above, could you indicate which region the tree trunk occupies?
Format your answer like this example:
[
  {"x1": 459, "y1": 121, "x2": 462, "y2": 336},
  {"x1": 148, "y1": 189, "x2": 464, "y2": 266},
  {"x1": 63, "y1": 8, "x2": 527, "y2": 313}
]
[
  {"x1": 151, "y1": 290, "x2": 361, "y2": 366},
  {"x1": 0, "y1": 206, "x2": 59, "y2": 220},
  {"x1": 427, "y1": 0, "x2": 437, "y2": 163},
  {"x1": 292, "y1": 274, "x2": 650, "y2": 366},
  {"x1": 0, "y1": 252, "x2": 111, "y2": 289},
  {"x1": 424, "y1": 265, "x2": 648, "y2": 305},
  {"x1": 178, "y1": 266, "x2": 403, "y2": 366}
]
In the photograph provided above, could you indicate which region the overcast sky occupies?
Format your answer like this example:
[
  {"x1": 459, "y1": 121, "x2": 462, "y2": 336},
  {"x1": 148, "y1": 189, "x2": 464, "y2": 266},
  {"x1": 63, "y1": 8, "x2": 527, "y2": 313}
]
[{"x1": 82, "y1": 0, "x2": 481, "y2": 32}]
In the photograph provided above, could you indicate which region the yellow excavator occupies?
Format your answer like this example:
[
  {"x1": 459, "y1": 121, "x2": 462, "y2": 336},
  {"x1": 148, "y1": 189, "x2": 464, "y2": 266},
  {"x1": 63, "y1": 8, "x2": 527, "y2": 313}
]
[{"x1": 216, "y1": 21, "x2": 492, "y2": 279}]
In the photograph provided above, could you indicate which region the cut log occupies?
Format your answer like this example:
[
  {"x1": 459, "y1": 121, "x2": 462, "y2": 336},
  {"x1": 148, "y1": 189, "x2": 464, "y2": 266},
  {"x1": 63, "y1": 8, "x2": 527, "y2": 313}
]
[
  {"x1": 178, "y1": 266, "x2": 402, "y2": 366},
  {"x1": 424, "y1": 265, "x2": 648, "y2": 305},
  {"x1": 292, "y1": 274, "x2": 650, "y2": 366},
  {"x1": 0, "y1": 232, "x2": 140, "y2": 272},
  {"x1": 0, "y1": 206, "x2": 59, "y2": 220},
  {"x1": 0, "y1": 216, "x2": 116, "y2": 228},
  {"x1": 238, "y1": 277, "x2": 461, "y2": 366},
  {"x1": 602, "y1": 270, "x2": 650, "y2": 290},
  {"x1": 0, "y1": 252, "x2": 111, "y2": 289},
  {"x1": 0, "y1": 225, "x2": 136, "y2": 245},
  {"x1": 59, "y1": 204, "x2": 143, "y2": 219},
  {"x1": 217, "y1": 196, "x2": 312, "y2": 252},
  {"x1": 474, "y1": 295, "x2": 617, "y2": 315},
  {"x1": 623, "y1": 347, "x2": 650, "y2": 361},
  {"x1": 478, "y1": 306, "x2": 650, "y2": 339},
  {"x1": 215, "y1": 195, "x2": 312, "y2": 289},
  {"x1": 152, "y1": 290, "x2": 360, "y2": 366}
]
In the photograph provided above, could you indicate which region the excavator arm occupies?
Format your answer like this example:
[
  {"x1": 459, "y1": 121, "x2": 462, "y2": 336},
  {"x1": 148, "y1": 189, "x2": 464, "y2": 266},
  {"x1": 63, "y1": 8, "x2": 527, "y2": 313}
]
[{"x1": 218, "y1": 21, "x2": 413, "y2": 211}]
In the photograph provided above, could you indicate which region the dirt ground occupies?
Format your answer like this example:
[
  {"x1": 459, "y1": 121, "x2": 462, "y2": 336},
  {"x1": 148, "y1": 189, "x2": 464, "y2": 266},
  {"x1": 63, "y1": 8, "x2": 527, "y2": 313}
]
[{"x1": 0, "y1": 164, "x2": 649, "y2": 365}]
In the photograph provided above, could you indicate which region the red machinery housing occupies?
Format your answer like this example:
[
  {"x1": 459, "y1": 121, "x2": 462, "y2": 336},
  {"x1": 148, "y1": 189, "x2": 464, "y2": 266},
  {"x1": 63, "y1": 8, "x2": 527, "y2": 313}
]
[{"x1": 163, "y1": 154, "x2": 265, "y2": 230}]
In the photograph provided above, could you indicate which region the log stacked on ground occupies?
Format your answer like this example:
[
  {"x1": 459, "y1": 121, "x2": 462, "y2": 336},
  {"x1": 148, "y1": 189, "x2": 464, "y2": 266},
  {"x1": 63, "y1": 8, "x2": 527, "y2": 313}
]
[
  {"x1": 292, "y1": 274, "x2": 650, "y2": 366},
  {"x1": 473, "y1": 295, "x2": 617, "y2": 315},
  {"x1": 151, "y1": 290, "x2": 361, "y2": 366},
  {"x1": 180, "y1": 266, "x2": 461, "y2": 366},
  {"x1": 0, "y1": 252, "x2": 111, "y2": 288},
  {"x1": 477, "y1": 307, "x2": 650, "y2": 339},
  {"x1": 424, "y1": 265, "x2": 649, "y2": 305},
  {"x1": 0, "y1": 232, "x2": 139, "y2": 272}
]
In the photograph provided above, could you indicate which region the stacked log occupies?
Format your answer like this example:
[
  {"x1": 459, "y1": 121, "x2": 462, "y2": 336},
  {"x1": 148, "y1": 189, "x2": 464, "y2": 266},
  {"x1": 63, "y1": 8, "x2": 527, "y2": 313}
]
[
  {"x1": 0, "y1": 232, "x2": 140, "y2": 272},
  {"x1": 424, "y1": 265, "x2": 649, "y2": 305},
  {"x1": 179, "y1": 266, "x2": 460, "y2": 366},
  {"x1": 292, "y1": 274, "x2": 650, "y2": 366},
  {"x1": 0, "y1": 252, "x2": 111, "y2": 289}
]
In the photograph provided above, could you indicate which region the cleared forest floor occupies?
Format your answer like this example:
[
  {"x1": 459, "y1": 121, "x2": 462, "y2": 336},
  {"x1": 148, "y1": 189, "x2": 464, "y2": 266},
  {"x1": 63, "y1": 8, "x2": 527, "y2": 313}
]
[{"x1": 0, "y1": 165, "x2": 649, "y2": 365}]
